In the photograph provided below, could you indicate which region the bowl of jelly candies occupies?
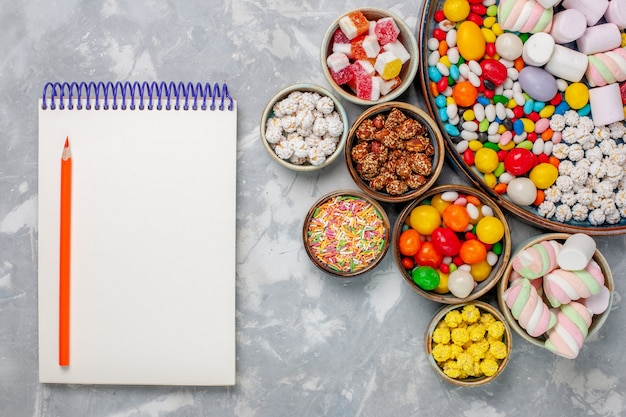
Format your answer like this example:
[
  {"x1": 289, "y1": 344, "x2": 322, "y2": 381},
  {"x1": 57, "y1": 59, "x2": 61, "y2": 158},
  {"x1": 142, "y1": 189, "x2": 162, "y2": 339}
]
[
  {"x1": 321, "y1": 8, "x2": 419, "y2": 105},
  {"x1": 393, "y1": 184, "x2": 511, "y2": 304}
]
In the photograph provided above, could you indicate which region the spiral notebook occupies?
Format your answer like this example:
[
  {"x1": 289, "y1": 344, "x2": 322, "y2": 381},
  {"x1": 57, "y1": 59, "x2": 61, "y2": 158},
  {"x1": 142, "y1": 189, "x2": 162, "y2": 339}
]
[{"x1": 37, "y1": 81, "x2": 237, "y2": 386}]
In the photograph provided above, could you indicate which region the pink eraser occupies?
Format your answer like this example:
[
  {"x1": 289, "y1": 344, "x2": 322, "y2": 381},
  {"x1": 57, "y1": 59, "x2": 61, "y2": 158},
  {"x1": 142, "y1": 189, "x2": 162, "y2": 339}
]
[
  {"x1": 562, "y1": 0, "x2": 609, "y2": 26},
  {"x1": 589, "y1": 83, "x2": 625, "y2": 126},
  {"x1": 550, "y1": 9, "x2": 587, "y2": 44},
  {"x1": 605, "y1": 0, "x2": 626, "y2": 30},
  {"x1": 577, "y1": 23, "x2": 622, "y2": 55}
]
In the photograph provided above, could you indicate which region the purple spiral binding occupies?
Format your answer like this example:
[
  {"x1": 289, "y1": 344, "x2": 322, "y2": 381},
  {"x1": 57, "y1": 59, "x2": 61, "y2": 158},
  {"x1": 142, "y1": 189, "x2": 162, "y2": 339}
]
[{"x1": 41, "y1": 81, "x2": 234, "y2": 111}]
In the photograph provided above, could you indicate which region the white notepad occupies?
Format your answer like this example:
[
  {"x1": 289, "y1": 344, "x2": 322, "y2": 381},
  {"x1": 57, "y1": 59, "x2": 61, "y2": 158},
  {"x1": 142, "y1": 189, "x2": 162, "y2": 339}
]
[{"x1": 37, "y1": 82, "x2": 237, "y2": 386}]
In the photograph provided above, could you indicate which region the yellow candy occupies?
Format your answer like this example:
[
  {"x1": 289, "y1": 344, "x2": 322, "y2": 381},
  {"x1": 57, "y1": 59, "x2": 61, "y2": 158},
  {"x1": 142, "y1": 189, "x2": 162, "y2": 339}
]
[
  {"x1": 443, "y1": 0, "x2": 470, "y2": 22},
  {"x1": 446, "y1": 96, "x2": 456, "y2": 106},
  {"x1": 439, "y1": 55, "x2": 451, "y2": 68},
  {"x1": 375, "y1": 52, "x2": 402, "y2": 80},
  {"x1": 498, "y1": 140, "x2": 515, "y2": 151},
  {"x1": 468, "y1": 139, "x2": 483, "y2": 152},
  {"x1": 463, "y1": 109, "x2": 475, "y2": 121},
  {"x1": 430, "y1": 193, "x2": 452, "y2": 214},
  {"x1": 520, "y1": 118, "x2": 535, "y2": 132},
  {"x1": 483, "y1": 172, "x2": 497, "y2": 188},
  {"x1": 434, "y1": 271, "x2": 450, "y2": 294},
  {"x1": 491, "y1": 23, "x2": 504, "y2": 36},
  {"x1": 529, "y1": 162, "x2": 558, "y2": 189},
  {"x1": 475, "y1": 216, "x2": 504, "y2": 244},
  {"x1": 457, "y1": 21, "x2": 486, "y2": 61},
  {"x1": 506, "y1": 98, "x2": 518, "y2": 109},
  {"x1": 470, "y1": 259, "x2": 492, "y2": 282},
  {"x1": 564, "y1": 82, "x2": 589, "y2": 110},
  {"x1": 622, "y1": 33, "x2": 626, "y2": 47},
  {"x1": 474, "y1": 147, "x2": 499, "y2": 173},
  {"x1": 480, "y1": 28, "x2": 497, "y2": 43},
  {"x1": 539, "y1": 105, "x2": 555, "y2": 118},
  {"x1": 497, "y1": 124, "x2": 507, "y2": 134},
  {"x1": 483, "y1": 16, "x2": 496, "y2": 29}
]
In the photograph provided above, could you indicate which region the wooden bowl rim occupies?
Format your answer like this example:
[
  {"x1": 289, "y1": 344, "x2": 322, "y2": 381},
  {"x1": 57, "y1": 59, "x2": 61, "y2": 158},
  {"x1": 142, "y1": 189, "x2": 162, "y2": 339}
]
[
  {"x1": 393, "y1": 184, "x2": 512, "y2": 304},
  {"x1": 497, "y1": 232, "x2": 615, "y2": 350},
  {"x1": 425, "y1": 301, "x2": 513, "y2": 386},
  {"x1": 260, "y1": 83, "x2": 349, "y2": 172},
  {"x1": 344, "y1": 101, "x2": 446, "y2": 203},
  {"x1": 302, "y1": 189, "x2": 391, "y2": 277},
  {"x1": 320, "y1": 7, "x2": 419, "y2": 106}
]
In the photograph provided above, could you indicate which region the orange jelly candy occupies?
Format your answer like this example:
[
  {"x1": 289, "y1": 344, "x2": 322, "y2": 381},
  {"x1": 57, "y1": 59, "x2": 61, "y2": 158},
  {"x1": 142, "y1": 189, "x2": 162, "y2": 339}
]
[
  {"x1": 452, "y1": 81, "x2": 478, "y2": 107},
  {"x1": 459, "y1": 239, "x2": 487, "y2": 265},
  {"x1": 442, "y1": 204, "x2": 470, "y2": 232}
]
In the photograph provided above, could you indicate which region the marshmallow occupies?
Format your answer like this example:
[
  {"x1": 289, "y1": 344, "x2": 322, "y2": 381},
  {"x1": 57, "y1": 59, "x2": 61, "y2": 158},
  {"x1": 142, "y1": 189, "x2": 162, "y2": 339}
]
[
  {"x1": 589, "y1": 83, "x2": 625, "y2": 126},
  {"x1": 504, "y1": 277, "x2": 557, "y2": 337},
  {"x1": 562, "y1": 0, "x2": 609, "y2": 26},
  {"x1": 605, "y1": 0, "x2": 626, "y2": 30},
  {"x1": 522, "y1": 32, "x2": 555, "y2": 66},
  {"x1": 498, "y1": 0, "x2": 554, "y2": 34},
  {"x1": 543, "y1": 44, "x2": 588, "y2": 82},
  {"x1": 576, "y1": 23, "x2": 622, "y2": 55},
  {"x1": 549, "y1": 9, "x2": 587, "y2": 44},
  {"x1": 537, "y1": 0, "x2": 561, "y2": 7},
  {"x1": 544, "y1": 267, "x2": 603, "y2": 308},
  {"x1": 512, "y1": 240, "x2": 562, "y2": 279},
  {"x1": 586, "y1": 47, "x2": 626, "y2": 87},
  {"x1": 557, "y1": 233, "x2": 597, "y2": 271},
  {"x1": 544, "y1": 302, "x2": 593, "y2": 359}
]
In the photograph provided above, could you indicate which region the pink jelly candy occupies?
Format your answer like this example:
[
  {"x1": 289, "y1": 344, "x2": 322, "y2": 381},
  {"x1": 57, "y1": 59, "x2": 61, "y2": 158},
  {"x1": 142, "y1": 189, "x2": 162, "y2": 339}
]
[
  {"x1": 355, "y1": 74, "x2": 380, "y2": 101},
  {"x1": 374, "y1": 17, "x2": 400, "y2": 46}
]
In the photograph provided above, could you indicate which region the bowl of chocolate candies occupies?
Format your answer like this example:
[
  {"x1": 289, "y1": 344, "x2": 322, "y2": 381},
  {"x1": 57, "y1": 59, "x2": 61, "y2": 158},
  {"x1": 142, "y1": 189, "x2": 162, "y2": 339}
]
[
  {"x1": 497, "y1": 232, "x2": 614, "y2": 359},
  {"x1": 345, "y1": 102, "x2": 445, "y2": 203},
  {"x1": 426, "y1": 301, "x2": 512, "y2": 386},
  {"x1": 261, "y1": 83, "x2": 349, "y2": 171},
  {"x1": 418, "y1": 0, "x2": 626, "y2": 235},
  {"x1": 393, "y1": 184, "x2": 511, "y2": 304},
  {"x1": 321, "y1": 8, "x2": 419, "y2": 105}
]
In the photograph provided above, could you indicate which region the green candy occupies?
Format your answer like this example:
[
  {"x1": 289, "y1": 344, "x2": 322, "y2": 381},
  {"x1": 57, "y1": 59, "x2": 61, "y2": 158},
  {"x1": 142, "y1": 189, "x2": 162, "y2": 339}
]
[{"x1": 412, "y1": 266, "x2": 440, "y2": 291}]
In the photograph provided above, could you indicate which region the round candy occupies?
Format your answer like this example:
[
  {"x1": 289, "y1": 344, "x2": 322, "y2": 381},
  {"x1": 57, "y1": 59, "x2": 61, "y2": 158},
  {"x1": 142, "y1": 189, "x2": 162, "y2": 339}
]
[
  {"x1": 447, "y1": 269, "x2": 475, "y2": 298},
  {"x1": 410, "y1": 205, "x2": 441, "y2": 235},
  {"x1": 398, "y1": 228, "x2": 421, "y2": 256},
  {"x1": 518, "y1": 66, "x2": 558, "y2": 102},
  {"x1": 494, "y1": 32, "x2": 523, "y2": 60},
  {"x1": 480, "y1": 59, "x2": 508, "y2": 86},
  {"x1": 442, "y1": 204, "x2": 471, "y2": 232},
  {"x1": 452, "y1": 81, "x2": 479, "y2": 107},
  {"x1": 474, "y1": 147, "x2": 499, "y2": 173},
  {"x1": 475, "y1": 216, "x2": 505, "y2": 244},
  {"x1": 431, "y1": 227, "x2": 462, "y2": 256},
  {"x1": 412, "y1": 266, "x2": 440, "y2": 291},
  {"x1": 443, "y1": 0, "x2": 470, "y2": 22},
  {"x1": 456, "y1": 20, "x2": 486, "y2": 61},
  {"x1": 459, "y1": 239, "x2": 487, "y2": 264},
  {"x1": 433, "y1": 271, "x2": 450, "y2": 294},
  {"x1": 503, "y1": 148, "x2": 535, "y2": 176},
  {"x1": 506, "y1": 177, "x2": 537, "y2": 206},
  {"x1": 564, "y1": 82, "x2": 589, "y2": 110},
  {"x1": 529, "y1": 162, "x2": 558, "y2": 189},
  {"x1": 415, "y1": 241, "x2": 444, "y2": 268},
  {"x1": 430, "y1": 193, "x2": 452, "y2": 214},
  {"x1": 470, "y1": 259, "x2": 492, "y2": 282}
]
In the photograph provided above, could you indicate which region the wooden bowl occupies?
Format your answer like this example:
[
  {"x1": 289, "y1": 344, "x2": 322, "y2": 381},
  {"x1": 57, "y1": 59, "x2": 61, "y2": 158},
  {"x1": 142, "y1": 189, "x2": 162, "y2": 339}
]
[
  {"x1": 425, "y1": 301, "x2": 512, "y2": 386},
  {"x1": 260, "y1": 83, "x2": 348, "y2": 172},
  {"x1": 345, "y1": 102, "x2": 445, "y2": 203},
  {"x1": 394, "y1": 184, "x2": 511, "y2": 304},
  {"x1": 416, "y1": 0, "x2": 626, "y2": 235},
  {"x1": 302, "y1": 190, "x2": 391, "y2": 277},
  {"x1": 497, "y1": 233, "x2": 614, "y2": 353},
  {"x1": 321, "y1": 8, "x2": 419, "y2": 105}
]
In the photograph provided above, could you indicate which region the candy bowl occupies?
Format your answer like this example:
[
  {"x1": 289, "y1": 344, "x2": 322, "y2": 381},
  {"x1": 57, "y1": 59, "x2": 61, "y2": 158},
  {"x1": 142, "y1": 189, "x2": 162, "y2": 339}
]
[
  {"x1": 393, "y1": 184, "x2": 511, "y2": 304},
  {"x1": 302, "y1": 189, "x2": 391, "y2": 278},
  {"x1": 321, "y1": 8, "x2": 419, "y2": 105},
  {"x1": 416, "y1": 0, "x2": 626, "y2": 235},
  {"x1": 426, "y1": 301, "x2": 512, "y2": 387},
  {"x1": 497, "y1": 233, "x2": 614, "y2": 359},
  {"x1": 260, "y1": 83, "x2": 349, "y2": 172},
  {"x1": 345, "y1": 102, "x2": 445, "y2": 203}
]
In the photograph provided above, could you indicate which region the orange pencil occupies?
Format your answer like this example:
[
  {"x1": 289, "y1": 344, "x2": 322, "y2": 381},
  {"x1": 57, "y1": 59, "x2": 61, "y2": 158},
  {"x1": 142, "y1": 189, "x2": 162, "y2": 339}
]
[{"x1": 59, "y1": 137, "x2": 72, "y2": 367}]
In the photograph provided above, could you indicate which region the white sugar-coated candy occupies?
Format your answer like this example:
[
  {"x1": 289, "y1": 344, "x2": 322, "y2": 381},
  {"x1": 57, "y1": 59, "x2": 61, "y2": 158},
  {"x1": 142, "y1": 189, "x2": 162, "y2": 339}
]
[
  {"x1": 514, "y1": 132, "x2": 527, "y2": 143},
  {"x1": 473, "y1": 103, "x2": 485, "y2": 121},
  {"x1": 513, "y1": 91, "x2": 526, "y2": 106},
  {"x1": 577, "y1": 23, "x2": 622, "y2": 55},
  {"x1": 557, "y1": 233, "x2": 596, "y2": 271},
  {"x1": 466, "y1": 203, "x2": 479, "y2": 219},
  {"x1": 507, "y1": 68, "x2": 519, "y2": 81},
  {"x1": 495, "y1": 33, "x2": 524, "y2": 60},
  {"x1": 503, "y1": 88, "x2": 514, "y2": 98},
  {"x1": 488, "y1": 134, "x2": 501, "y2": 143},
  {"x1": 495, "y1": 85, "x2": 504, "y2": 96},
  {"x1": 512, "y1": 82, "x2": 522, "y2": 93},
  {"x1": 461, "y1": 130, "x2": 478, "y2": 140},
  {"x1": 488, "y1": 121, "x2": 499, "y2": 135},
  {"x1": 532, "y1": 139, "x2": 544, "y2": 155},
  {"x1": 427, "y1": 37, "x2": 439, "y2": 51},
  {"x1": 507, "y1": 177, "x2": 537, "y2": 205},
  {"x1": 544, "y1": 44, "x2": 588, "y2": 82},
  {"x1": 506, "y1": 108, "x2": 515, "y2": 119},
  {"x1": 442, "y1": 86, "x2": 453, "y2": 96},
  {"x1": 485, "y1": 104, "x2": 496, "y2": 122},
  {"x1": 436, "y1": 62, "x2": 449, "y2": 76},
  {"x1": 448, "y1": 269, "x2": 475, "y2": 298},
  {"x1": 428, "y1": 51, "x2": 440, "y2": 67},
  {"x1": 486, "y1": 251, "x2": 499, "y2": 266},
  {"x1": 499, "y1": 172, "x2": 515, "y2": 184},
  {"x1": 468, "y1": 60, "x2": 482, "y2": 76},
  {"x1": 468, "y1": 72, "x2": 481, "y2": 88},
  {"x1": 483, "y1": 0, "x2": 496, "y2": 6},
  {"x1": 446, "y1": 103, "x2": 458, "y2": 117},
  {"x1": 523, "y1": 33, "x2": 555, "y2": 67},
  {"x1": 446, "y1": 29, "x2": 457, "y2": 48},
  {"x1": 499, "y1": 58, "x2": 514, "y2": 68},
  {"x1": 544, "y1": 141, "x2": 553, "y2": 155},
  {"x1": 449, "y1": 114, "x2": 460, "y2": 126},
  {"x1": 556, "y1": 78, "x2": 569, "y2": 92},
  {"x1": 462, "y1": 121, "x2": 478, "y2": 131},
  {"x1": 441, "y1": 191, "x2": 459, "y2": 201},
  {"x1": 456, "y1": 140, "x2": 469, "y2": 153},
  {"x1": 447, "y1": 47, "x2": 460, "y2": 64},
  {"x1": 495, "y1": 102, "x2": 507, "y2": 120},
  {"x1": 459, "y1": 63, "x2": 470, "y2": 78}
]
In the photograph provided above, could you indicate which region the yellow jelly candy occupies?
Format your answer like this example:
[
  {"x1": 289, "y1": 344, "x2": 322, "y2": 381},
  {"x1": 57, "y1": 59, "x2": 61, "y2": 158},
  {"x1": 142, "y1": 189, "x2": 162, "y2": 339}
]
[
  {"x1": 474, "y1": 147, "x2": 499, "y2": 173},
  {"x1": 529, "y1": 162, "x2": 558, "y2": 189},
  {"x1": 430, "y1": 193, "x2": 452, "y2": 214},
  {"x1": 409, "y1": 204, "x2": 442, "y2": 235},
  {"x1": 470, "y1": 259, "x2": 492, "y2": 282},
  {"x1": 457, "y1": 21, "x2": 486, "y2": 61},
  {"x1": 434, "y1": 271, "x2": 450, "y2": 294},
  {"x1": 475, "y1": 216, "x2": 504, "y2": 244},
  {"x1": 375, "y1": 51, "x2": 402, "y2": 80},
  {"x1": 443, "y1": 0, "x2": 470, "y2": 22},
  {"x1": 564, "y1": 82, "x2": 589, "y2": 110}
]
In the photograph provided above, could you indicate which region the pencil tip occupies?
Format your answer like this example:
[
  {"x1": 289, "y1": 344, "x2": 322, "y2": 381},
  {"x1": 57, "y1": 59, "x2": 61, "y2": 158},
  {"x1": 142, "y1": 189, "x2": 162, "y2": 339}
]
[{"x1": 64, "y1": 137, "x2": 69, "y2": 148}]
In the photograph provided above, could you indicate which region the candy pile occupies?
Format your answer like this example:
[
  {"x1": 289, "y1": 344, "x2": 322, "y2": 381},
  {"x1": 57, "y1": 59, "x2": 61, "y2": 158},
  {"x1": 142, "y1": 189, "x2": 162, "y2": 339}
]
[
  {"x1": 425, "y1": 0, "x2": 626, "y2": 226},
  {"x1": 326, "y1": 10, "x2": 411, "y2": 101},
  {"x1": 397, "y1": 190, "x2": 505, "y2": 297},
  {"x1": 503, "y1": 233, "x2": 611, "y2": 358},
  {"x1": 431, "y1": 303, "x2": 509, "y2": 379},
  {"x1": 265, "y1": 90, "x2": 344, "y2": 166},
  {"x1": 306, "y1": 194, "x2": 387, "y2": 274},
  {"x1": 350, "y1": 107, "x2": 435, "y2": 196}
]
